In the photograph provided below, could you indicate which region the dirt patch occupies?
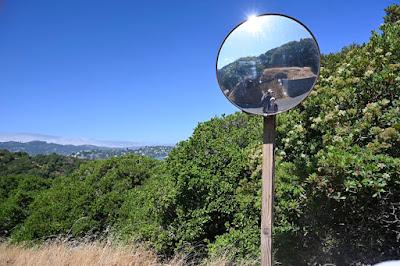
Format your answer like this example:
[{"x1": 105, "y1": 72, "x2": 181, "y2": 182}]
[
  {"x1": 259, "y1": 67, "x2": 315, "y2": 98},
  {"x1": 261, "y1": 67, "x2": 315, "y2": 81}
]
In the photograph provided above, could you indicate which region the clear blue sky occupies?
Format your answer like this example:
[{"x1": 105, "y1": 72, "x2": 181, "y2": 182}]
[{"x1": 0, "y1": 0, "x2": 395, "y2": 145}]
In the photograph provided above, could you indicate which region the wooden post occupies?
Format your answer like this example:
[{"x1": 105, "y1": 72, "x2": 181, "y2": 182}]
[{"x1": 261, "y1": 115, "x2": 276, "y2": 266}]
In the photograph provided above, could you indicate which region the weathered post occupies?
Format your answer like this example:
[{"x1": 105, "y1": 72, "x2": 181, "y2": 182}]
[{"x1": 261, "y1": 115, "x2": 275, "y2": 266}]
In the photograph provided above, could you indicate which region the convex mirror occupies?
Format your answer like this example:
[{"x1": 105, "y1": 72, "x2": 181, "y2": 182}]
[{"x1": 216, "y1": 14, "x2": 321, "y2": 115}]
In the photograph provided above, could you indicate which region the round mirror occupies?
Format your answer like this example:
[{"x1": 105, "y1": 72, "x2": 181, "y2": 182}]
[{"x1": 216, "y1": 14, "x2": 320, "y2": 115}]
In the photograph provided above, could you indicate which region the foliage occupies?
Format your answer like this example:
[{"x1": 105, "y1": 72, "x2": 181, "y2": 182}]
[
  {"x1": 0, "y1": 175, "x2": 51, "y2": 236},
  {"x1": 118, "y1": 114, "x2": 263, "y2": 258},
  {"x1": 117, "y1": 166, "x2": 178, "y2": 256},
  {"x1": 0, "y1": 150, "x2": 82, "y2": 238},
  {"x1": 286, "y1": 6, "x2": 400, "y2": 263},
  {"x1": 0, "y1": 149, "x2": 82, "y2": 179},
  {"x1": 117, "y1": 113, "x2": 309, "y2": 263},
  {"x1": 11, "y1": 154, "x2": 159, "y2": 242},
  {"x1": 384, "y1": 4, "x2": 400, "y2": 24}
]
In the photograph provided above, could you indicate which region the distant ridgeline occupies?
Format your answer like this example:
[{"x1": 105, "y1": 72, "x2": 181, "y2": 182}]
[
  {"x1": 0, "y1": 141, "x2": 173, "y2": 160},
  {"x1": 218, "y1": 38, "x2": 319, "y2": 91}
]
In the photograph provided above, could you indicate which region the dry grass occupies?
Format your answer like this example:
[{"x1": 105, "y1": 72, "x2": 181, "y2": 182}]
[
  {"x1": 0, "y1": 240, "x2": 250, "y2": 266},
  {"x1": 0, "y1": 241, "x2": 174, "y2": 266}
]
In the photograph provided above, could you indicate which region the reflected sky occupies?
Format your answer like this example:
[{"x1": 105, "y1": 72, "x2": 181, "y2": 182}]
[{"x1": 217, "y1": 15, "x2": 312, "y2": 69}]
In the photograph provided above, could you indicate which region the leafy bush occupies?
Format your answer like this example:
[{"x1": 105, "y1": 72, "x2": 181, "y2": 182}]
[
  {"x1": 0, "y1": 150, "x2": 81, "y2": 238},
  {"x1": 0, "y1": 175, "x2": 51, "y2": 236},
  {"x1": 117, "y1": 113, "x2": 307, "y2": 262},
  {"x1": 12, "y1": 154, "x2": 159, "y2": 242},
  {"x1": 289, "y1": 6, "x2": 400, "y2": 263},
  {"x1": 0, "y1": 149, "x2": 82, "y2": 178}
]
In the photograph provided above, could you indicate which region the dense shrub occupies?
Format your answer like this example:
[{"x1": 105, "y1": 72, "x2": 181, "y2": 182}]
[
  {"x1": 290, "y1": 6, "x2": 400, "y2": 263},
  {"x1": 0, "y1": 149, "x2": 82, "y2": 178},
  {"x1": 0, "y1": 175, "x2": 51, "y2": 236},
  {"x1": 118, "y1": 114, "x2": 263, "y2": 258},
  {"x1": 0, "y1": 150, "x2": 82, "y2": 238},
  {"x1": 12, "y1": 154, "x2": 159, "y2": 242},
  {"x1": 117, "y1": 113, "x2": 312, "y2": 263},
  {"x1": 117, "y1": 165, "x2": 178, "y2": 256}
]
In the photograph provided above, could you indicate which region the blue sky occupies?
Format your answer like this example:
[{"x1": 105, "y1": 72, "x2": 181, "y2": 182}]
[
  {"x1": 0, "y1": 0, "x2": 396, "y2": 145},
  {"x1": 218, "y1": 15, "x2": 312, "y2": 68}
]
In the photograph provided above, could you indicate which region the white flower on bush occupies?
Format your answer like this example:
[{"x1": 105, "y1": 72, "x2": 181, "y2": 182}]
[
  {"x1": 294, "y1": 124, "x2": 304, "y2": 133},
  {"x1": 364, "y1": 69, "x2": 374, "y2": 77},
  {"x1": 278, "y1": 151, "x2": 286, "y2": 156},
  {"x1": 313, "y1": 117, "x2": 322, "y2": 124},
  {"x1": 337, "y1": 67, "x2": 345, "y2": 74},
  {"x1": 333, "y1": 136, "x2": 343, "y2": 142}
]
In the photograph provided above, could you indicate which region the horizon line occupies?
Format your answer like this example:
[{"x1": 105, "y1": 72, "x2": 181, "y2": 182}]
[{"x1": 0, "y1": 132, "x2": 176, "y2": 148}]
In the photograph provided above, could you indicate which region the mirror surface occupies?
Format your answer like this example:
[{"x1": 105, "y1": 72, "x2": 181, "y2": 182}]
[{"x1": 217, "y1": 14, "x2": 320, "y2": 115}]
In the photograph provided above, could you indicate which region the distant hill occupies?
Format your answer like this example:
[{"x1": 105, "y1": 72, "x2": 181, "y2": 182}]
[
  {"x1": 0, "y1": 141, "x2": 102, "y2": 155},
  {"x1": 0, "y1": 141, "x2": 174, "y2": 160}
]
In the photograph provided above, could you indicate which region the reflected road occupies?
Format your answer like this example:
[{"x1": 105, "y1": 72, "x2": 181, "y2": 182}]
[{"x1": 242, "y1": 93, "x2": 307, "y2": 115}]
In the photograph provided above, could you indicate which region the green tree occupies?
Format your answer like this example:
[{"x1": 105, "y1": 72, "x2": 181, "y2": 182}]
[
  {"x1": 0, "y1": 149, "x2": 81, "y2": 178},
  {"x1": 12, "y1": 154, "x2": 159, "y2": 241},
  {"x1": 0, "y1": 175, "x2": 51, "y2": 236},
  {"x1": 0, "y1": 150, "x2": 81, "y2": 238}
]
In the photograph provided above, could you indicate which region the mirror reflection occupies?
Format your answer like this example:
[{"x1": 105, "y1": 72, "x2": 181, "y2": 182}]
[{"x1": 217, "y1": 15, "x2": 320, "y2": 115}]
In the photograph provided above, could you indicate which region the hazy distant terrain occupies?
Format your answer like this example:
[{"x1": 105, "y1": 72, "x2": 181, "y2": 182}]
[
  {"x1": 71, "y1": 146, "x2": 174, "y2": 160},
  {"x1": 0, "y1": 141, "x2": 101, "y2": 156},
  {"x1": 0, "y1": 141, "x2": 173, "y2": 160}
]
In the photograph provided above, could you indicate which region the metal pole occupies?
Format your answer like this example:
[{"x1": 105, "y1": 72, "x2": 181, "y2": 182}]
[{"x1": 261, "y1": 115, "x2": 276, "y2": 266}]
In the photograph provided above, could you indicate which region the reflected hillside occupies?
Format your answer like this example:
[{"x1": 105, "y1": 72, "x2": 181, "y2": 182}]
[{"x1": 217, "y1": 38, "x2": 319, "y2": 110}]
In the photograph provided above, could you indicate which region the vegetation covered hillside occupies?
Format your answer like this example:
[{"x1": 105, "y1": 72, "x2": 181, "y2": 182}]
[
  {"x1": 0, "y1": 141, "x2": 100, "y2": 156},
  {"x1": 118, "y1": 6, "x2": 400, "y2": 265},
  {"x1": 11, "y1": 154, "x2": 160, "y2": 242},
  {"x1": 0, "y1": 141, "x2": 173, "y2": 160},
  {"x1": 0, "y1": 4, "x2": 399, "y2": 266},
  {"x1": 0, "y1": 150, "x2": 82, "y2": 237}
]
